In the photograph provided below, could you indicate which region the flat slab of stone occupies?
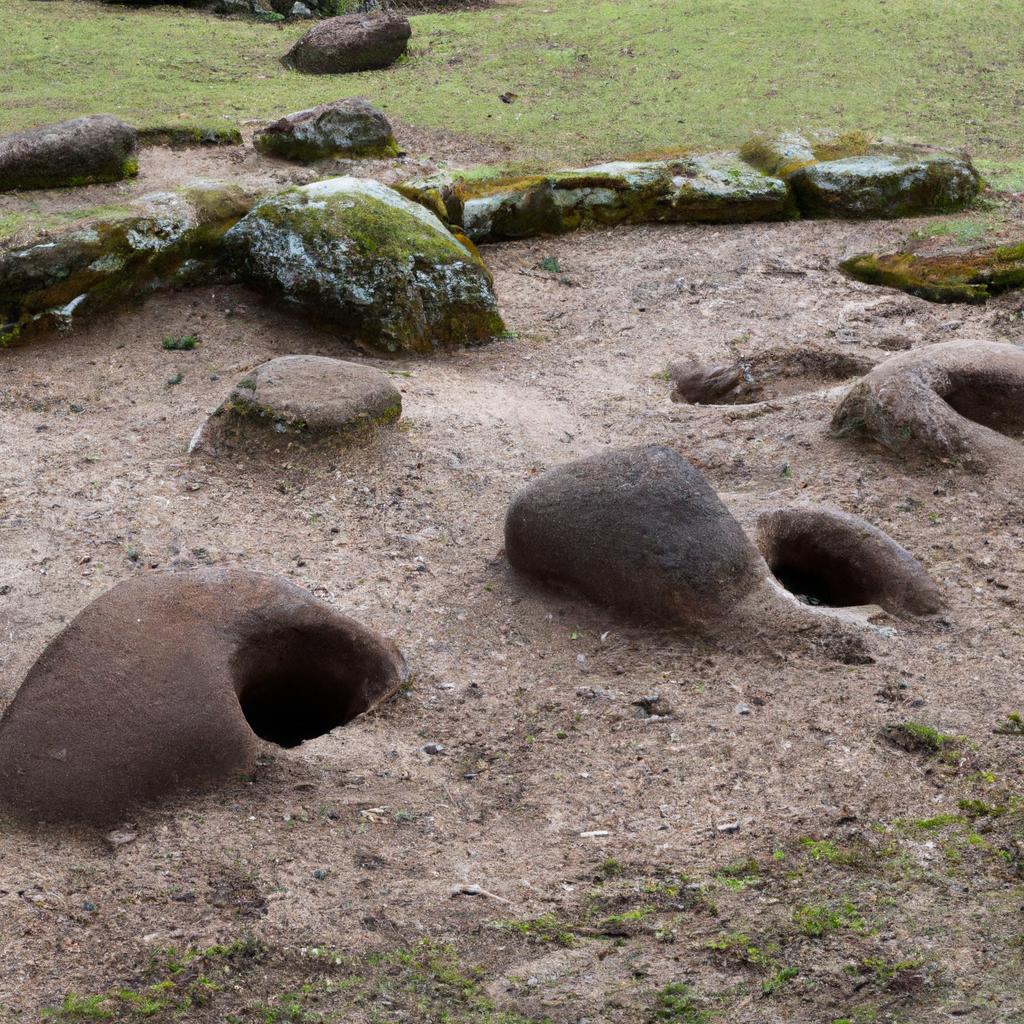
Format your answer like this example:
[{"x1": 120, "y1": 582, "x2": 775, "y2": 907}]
[
  {"x1": 438, "y1": 155, "x2": 792, "y2": 242},
  {"x1": 741, "y1": 131, "x2": 979, "y2": 218},
  {"x1": 285, "y1": 12, "x2": 411, "y2": 74},
  {"x1": 254, "y1": 98, "x2": 397, "y2": 163},
  {"x1": 842, "y1": 242, "x2": 1024, "y2": 303},
  {"x1": 194, "y1": 355, "x2": 402, "y2": 451},
  {"x1": 225, "y1": 176, "x2": 504, "y2": 354},
  {"x1": 831, "y1": 340, "x2": 1024, "y2": 471},
  {"x1": 0, "y1": 568, "x2": 407, "y2": 824},
  {"x1": 0, "y1": 184, "x2": 254, "y2": 345},
  {"x1": 0, "y1": 115, "x2": 138, "y2": 192}
]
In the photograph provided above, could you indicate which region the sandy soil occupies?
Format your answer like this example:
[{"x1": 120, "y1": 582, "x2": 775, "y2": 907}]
[{"x1": 2, "y1": 152, "x2": 1024, "y2": 1023}]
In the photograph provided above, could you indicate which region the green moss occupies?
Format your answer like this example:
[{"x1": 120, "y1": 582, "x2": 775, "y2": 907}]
[
  {"x1": 651, "y1": 983, "x2": 713, "y2": 1023},
  {"x1": 841, "y1": 243, "x2": 1024, "y2": 303},
  {"x1": 254, "y1": 131, "x2": 399, "y2": 163},
  {"x1": 793, "y1": 900, "x2": 865, "y2": 937}
]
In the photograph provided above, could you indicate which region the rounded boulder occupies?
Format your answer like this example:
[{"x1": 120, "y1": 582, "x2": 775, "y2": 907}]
[
  {"x1": 254, "y1": 98, "x2": 397, "y2": 163},
  {"x1": 0, "y1": 568, "x2": 407, "y2": 824},
  {"x1": 285, "y1": 12, "x2": 411, "y2": 75}
]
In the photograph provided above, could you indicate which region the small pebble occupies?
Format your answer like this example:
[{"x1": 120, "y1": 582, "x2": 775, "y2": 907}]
[{"x1": 422, "y1": 743, "x2": 444, "y2": 756}]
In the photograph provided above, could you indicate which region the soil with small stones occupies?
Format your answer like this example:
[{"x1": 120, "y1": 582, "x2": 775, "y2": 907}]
[{"x1": 2, "y1": 148, "x2": 1024, "y2": 1023}]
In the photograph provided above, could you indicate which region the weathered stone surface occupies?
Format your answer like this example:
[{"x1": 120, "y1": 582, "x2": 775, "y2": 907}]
[
  {"x1": 757, "y1": 507, "x2": 944, "y2": 617},
  {"x1": 193, "y1": 355, "x2": 402, "y2": 451},
  {"x1": 504, "y1": 445, "x2": 766, "y2": 628},
  {"x1": 0, "y1": 185, "x2": 254, "y2": 345},
  {"x1": 137, "y1": 124, "x2": 242, "y2": 148},
  {"x1": 254, "y1": 98, "x2": 397, "y2": 162},
  {"x1": 0, "y1": 115, "x2": 138, "y2": 191},
  {"x1": 842, "y1": 242, "x2": 1024, "y2": 303},
  {"x1": 452, "y1": 155, "x2": 793, "y2": 242},
  {"x1": 225, "y1": 176, "x2": 504, "y2": 355},
  {"x1": 284, "y1": 12, "x2": 411, "y2": 75},
  {"x1": 0, "y1": 568, "x2": 407, "y2": 824},
  {"x1": 741, "y1": 131, "x2": 980, "y2": 218},
  {"x1": 831, "y1": 340, "x2": 1024, "y2": 471}
]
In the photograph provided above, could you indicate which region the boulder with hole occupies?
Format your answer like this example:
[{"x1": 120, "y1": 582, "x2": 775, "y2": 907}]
[
  {"x1": 0, "y1": 115, "x2": 139, "y2": 191},
  {"x1": 504, "y1": 445, "x2": 769, "y2": 629},
  {"x1": 192, "y1": 355, "x2": 402, "y2": 452},
  {"x1": 741, "y1": 130, "x2": 980, "y2": 218},
  {"x1": 0, "y1": 568, "x2": 407, "y2": 824},
  {"x1": 225, "y1": 176, "x2": 504, "y2": 354},
  {"x1": 831, "y1": 340, "x2": 1024, "y2": 471},
  {"x1": 254, "y1": 98, "x2": 398, "y2": 162},
  {"x1": 756, "y1": 508, "x2": 944, "y2": 617},
  {"x1": 284, "y1": 12, "x2": 411, "y2": 75}
]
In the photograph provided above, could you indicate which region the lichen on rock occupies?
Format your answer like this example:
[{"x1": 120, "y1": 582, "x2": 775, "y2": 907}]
[
  {"x1": 254, "y1": 98, "x2": 398, "y2": 163},
  {"x1": 224, "y1": 176, "x2": 505, "y2": 354},
  {"x1": 841, "y1": 242, "x2": 1024, "y2": 303}
]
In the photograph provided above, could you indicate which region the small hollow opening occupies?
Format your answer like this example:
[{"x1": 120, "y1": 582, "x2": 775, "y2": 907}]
[
  {"x1": 233, "y1": 625, "x2": 397, "y2": 748},
  {"x1": 769, "y1": 559, "x2": 872, "y2": 608},
  {"x1": 943, "y1": 369, "x2": 1024, "y2": 439}
]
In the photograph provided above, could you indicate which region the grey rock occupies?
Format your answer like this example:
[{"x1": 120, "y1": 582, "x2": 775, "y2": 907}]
[
  {"x1": 285, "y1": 12, "x2": 411, "y2": 75},
  {"x1": 254, "y1": 97, "x2": 396, "y2": 163}
]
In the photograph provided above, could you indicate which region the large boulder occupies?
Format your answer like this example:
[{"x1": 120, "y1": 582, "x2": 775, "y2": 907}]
[
  {"x1": 841, "y1": 242, "x2": 1024, "y2": 303},
  {"x1": 0, "y1": 185, "x2": 254, "y2": 345},
  {"x1": 0, "y1": 115, "x2": 138, "y2": 191},
  {"x1": 741, "y1": 131, "x2": 980, "y2": 218},
  {"x1": 225, "y1": 176, "x2": 504, "y2": 355},
  {"x1": 254, "y1": 98, "x2": 397, "y2": 162},
  {"x1": 192, "y1": 354, "x2": 402, "y2": 452},
  {"x1": 831, "y1": 340, "x2": 1024, "y2": 471},
  {"x1": 284, "y1": 12, "x2": 411, "y2": 75},
  {"x1": 504, "y1": 445, "x2": 767, "y2": 629},
  {"x1": 756, "y1": 508, "x2": 944, "y2": 617},
  {"x1": 0, "y1": 568, "x2": 407, "y2": 825}
]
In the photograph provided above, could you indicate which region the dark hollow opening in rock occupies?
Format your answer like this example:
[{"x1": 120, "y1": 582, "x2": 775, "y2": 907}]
[
  {"x1": 233, "y1": 625, "x2": 394, "y2": 748},
  {"x1": 943, "y1": 369, "x2": 1024, "y2": 438},
  {"x1": 766, "y1": 549, "x2": 876, "y2": 608}
]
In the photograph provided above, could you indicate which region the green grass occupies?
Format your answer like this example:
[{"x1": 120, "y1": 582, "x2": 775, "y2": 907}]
[{"x1": 2, "y1": 0, "x2": 1024, "y2": 168}]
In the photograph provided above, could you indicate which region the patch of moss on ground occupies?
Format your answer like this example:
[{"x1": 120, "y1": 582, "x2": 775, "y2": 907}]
[{"x1": 4, "y1": 0, "x2": 1024, "y2": 168}]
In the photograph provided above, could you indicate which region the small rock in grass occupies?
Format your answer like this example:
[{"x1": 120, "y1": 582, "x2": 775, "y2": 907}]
[{"x1": 285, "y1": 12, "x2": 411, "y2": 75}]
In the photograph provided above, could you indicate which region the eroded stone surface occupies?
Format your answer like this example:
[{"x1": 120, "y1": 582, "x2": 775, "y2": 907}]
[
  {"x1": 224, "y1": 176, "x2": 504, "y2": 354},
  {"x1": 757, "y1": 507, "x2": 944, "y2": 617},
  {"x1": 0, "y1": 184, "x2": 254, "y2": 344},
  {"x1": 284, "y1": 13, "x2": 411, "y2": 75},
  {"x1": 0, "y1": 568, "x2": 407, "y2": 824},
  {"x1": 194, "y1": 354, "x2": 402, "y2": 451},
  {"x1": 0, "y1": 115, "x2": 138, "y2": 192},
  {"x1": 831, "y1": 340, "x2": 1024, "y2": 471},
  {"x1": 254, "y1": 98, "x2": 397, "y2": 163}
]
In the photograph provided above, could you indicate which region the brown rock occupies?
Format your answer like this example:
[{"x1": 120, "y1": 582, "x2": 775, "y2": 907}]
[
  {"x1": 756, "y1": 507, "x2": 944, "y2": 617},
  {"x1": 284, "y1": 13, "x2": 411, "y2": 75},
  {"x1": 0, "y1": 115, "x2": 138, "y2": 191},
  {"x1": 0, "y1": 568, "x2": 406, "y2": 824},
  {"x1": 831, "y1": 340, "x2": 1024, "y2": 472},
  {"x1": 254, "y1": 98, "x2": 397, "y2": 163}
]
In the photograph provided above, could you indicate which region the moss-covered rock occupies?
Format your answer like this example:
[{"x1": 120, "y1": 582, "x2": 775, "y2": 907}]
[
  {"x1": 841, "y1": 242, "x2": 1024, "y2": 303},
  {"x1": 0, "y1": 185, "x2": 254, "y2": 344},
  {"x1": 740, "y1": 131, "x2": 980, "y2": 218},
  {"x1": 254, "y1": 98, "x2": 397, "y2": 163},
  {"x1": 419, "y1": 155, "x2": 793, "y2": 242},
  {"x1": 0, "y1": 115, "x2": 139, "y2": 192},
  {"x1": 225, "y1": 177, "x2": 504, "y2": 355},
  {"x1": 192, "y1": 354, "x2": 402, "y2": 452}
]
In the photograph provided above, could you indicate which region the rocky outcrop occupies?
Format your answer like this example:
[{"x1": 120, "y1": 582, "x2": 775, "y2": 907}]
[
  {"x1": 0, "y1": 568, "x2": 407, "y2": 824},
  {"x1": 831, "y1": 340, "x2": 1024, "y2": 471},
  {"x1": 841, "y1": 242, "x2": 1024, "y2": 303},
  {"x1": 192, "y1": 355, "x2": 402, "y2": 452},
  {"x1": 0, "y1": 115, "x2": 138, "y2": 191},
  {"x1": 284, "y1": 12, "x2": 411, "y2": 74},
  {"x1": 225, "y1": 176, "x2": 504, "y2": 355},
  {"x1": 756, "y1": 507, "x2": 944, "y2": 617},
  {"x1": 740, "y1": 131, "x2": 980, "y2": 218},
  {"x1": 254, "y1": 98, "x2": 397, "y2": 162},
  {"x1": 0, "y1": 185, "x2": 254, "y2": 345}
]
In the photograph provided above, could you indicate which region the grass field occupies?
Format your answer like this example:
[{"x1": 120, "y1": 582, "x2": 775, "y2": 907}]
[{"x1": 4, "y1": 0, "x2": 1024, "y2": 177}]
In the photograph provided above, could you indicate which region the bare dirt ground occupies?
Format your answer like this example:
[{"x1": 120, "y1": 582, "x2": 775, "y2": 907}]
[{"x1": 2, "y1": 147, "x2": 1024, "y2": 1023}]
